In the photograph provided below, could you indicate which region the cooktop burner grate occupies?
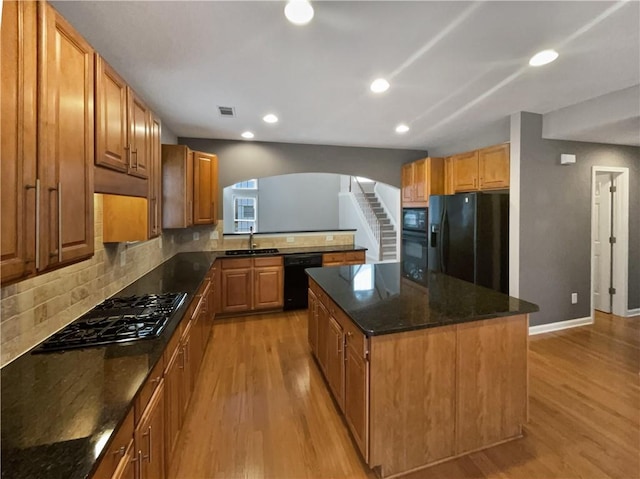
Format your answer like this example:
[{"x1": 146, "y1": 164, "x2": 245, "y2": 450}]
[{"x1": 34, "y1": 292, "x2": 187, "y2": 353}]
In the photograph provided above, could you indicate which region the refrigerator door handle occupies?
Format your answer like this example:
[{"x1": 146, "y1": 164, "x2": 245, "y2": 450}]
[{"x1": 441, "y1": 209, "x2": 448, "y2": 274}]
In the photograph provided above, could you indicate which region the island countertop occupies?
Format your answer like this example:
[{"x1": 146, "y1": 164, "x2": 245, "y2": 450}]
[{"x1": 306, "y1": 262, "x2": 539, "y2": 336}]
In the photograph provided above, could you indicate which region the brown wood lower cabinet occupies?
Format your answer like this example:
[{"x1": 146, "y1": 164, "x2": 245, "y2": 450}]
[
  {"x1": 135, "y1": 380, "x2": 165, "y2": 479},
  {"x1": 111, "y1": 440, "x2": 136, "y2": 479},
  {"x1": 322, "y1": 250, "x2": 366, "y2": 266},
  {"x1": 218, "y1": 257, "x2": 283, "y2": 315},
  {"x1": 307, "y1": 289, "x2": 318, "y2": 355},
  {"x1": 308, "y1": 278, "x2": 528, "y2": 478}
]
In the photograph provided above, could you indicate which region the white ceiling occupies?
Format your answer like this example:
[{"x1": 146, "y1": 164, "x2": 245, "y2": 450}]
[{"x1": 51, "y1": 1, "x2": 640, "y2": 149}]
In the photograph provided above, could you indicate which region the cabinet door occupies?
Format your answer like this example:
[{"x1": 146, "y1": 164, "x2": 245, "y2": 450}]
[
  {"x1": 254, "y1": 266, "x2": 283, "y2": 310},
  {"x1": 345, "y1": 343, "x2": 369, "y2": 461},
  {"x1": 181, "y1": 321, "x2": 194, "y2": 415},
  {"x1": 163, "y1": 348, "x2": 182, "y2": 472},
  {"x1": 95, "y1": 56, "x2": 128, "y2": 173},
  {"x1": 148, "y1": 114, "x2": 162, "y2": 237},
  {"x1": 221, "y1": 268, "x2": 252, "y2": 313},
  {"x1": 401, "y1": 163, "x2": 414, "y2": 203},
  {"x1": 451, "y1": 151, "x2": 479, "y2": 192},
  {"x1": 413, "y1": 159, "x2": 427, "y2": 202},
  {"x1": 478, "y1": 144, "x2": 509, "y2": 190},
  {"x1": 308, "y1": 289, "x2": 318, "y2": 355},
  {"x1": 136, "y1": 380, "x2": 165, "y2": 479},
  {"x1": 322, "y1": 252, "x2": 345, "y2": 266},
  {"x1": 444, "y1": 157, "x2": 454, "y2": 195},
  {"x1": 1, "y1": 0, "x2": 37, "y2": 284},
  {"x1": 193, "y1": 151, "x2": 216, "y2": 225},
  {"x1": 326, "y1": 316, "x2": 345, "y2": 409},
  {"x1": 38, "y1": 2, "x2": 94, "y2": 271},
  {"x1": 316, "y1": 302, "x2": 329, "y2": 373},
  {"x1": 112, "y1": 440, "x2": 136, "y2": 479},
  {"x1": 128, "y1": 90, "x2": 149, "y2": 179},
  {"x1": 161, "y1": 145, "x2": 193, "y2": 228}
]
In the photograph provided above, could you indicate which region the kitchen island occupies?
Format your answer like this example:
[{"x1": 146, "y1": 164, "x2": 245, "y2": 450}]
[{"x1": 306, "y1": 263, "x2": 539, "y2": 478}]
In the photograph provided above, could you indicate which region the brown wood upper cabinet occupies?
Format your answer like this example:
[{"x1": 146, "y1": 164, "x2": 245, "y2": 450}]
[
  {"x1": 193, "y1": 151, "x2": 219, "y2": 225},
  {"x1": 162, "y1": 145, "x2": 219, "y2": 228},
  {"x1": 1, "y1": 1, "x2": 95, "y2": 284},
  {"x1": 148, "y1": 114, "x2": 162, "y2": 237},
  {"x1": 401, "y1": 157, "x2": 444, "y2": 207},
  {"x1": 450, "y1": 143, "x2": 510, "y2": 193},
  {"x1": 95, "y1": 56, "x2": 150, "y2": 180}
]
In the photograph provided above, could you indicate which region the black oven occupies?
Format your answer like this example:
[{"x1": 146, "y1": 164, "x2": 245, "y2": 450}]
[{"x1": 401, "y1": 208, "x2": 428, "y2": 283}]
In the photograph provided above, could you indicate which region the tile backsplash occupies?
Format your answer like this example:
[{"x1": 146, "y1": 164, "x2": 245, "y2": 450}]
[{"x1": 0, "y1": 195, "x2": 354, "y2": 367}]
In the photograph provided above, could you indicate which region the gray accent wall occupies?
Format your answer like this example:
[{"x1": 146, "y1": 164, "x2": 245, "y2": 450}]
[
  {"x1": 518, "y1": 112, "x2": 639, "y2": 325},
  {"x1": 178, "y1": 138, "x2": 426, "y2": 188}
]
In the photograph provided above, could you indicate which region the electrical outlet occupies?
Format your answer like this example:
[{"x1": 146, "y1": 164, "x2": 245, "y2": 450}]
[
  {"x1": 287, "y1": 236, "x2": 295, "y2": 243},
  {"x1": 210, "y1": 230, "x2": 219, "y2": 240},
  {"x1": 193, "y1": 232, "x2": 200, "y2": 241},
  {"x1": 326, "y1": 235, "x2": 334, "y2": 241},
  {"x1": 158, "y1": 237, "x2": 163, "y2": 249},
  {"x1": 571, "y1": 292, "x2": 578, "y2": 304},
  {"x1": 120, "y1": 250, "x2": 126, "y2": 267}
]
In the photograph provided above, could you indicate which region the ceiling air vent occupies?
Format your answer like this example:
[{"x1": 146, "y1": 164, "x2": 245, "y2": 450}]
[{"x1": 218, "y1": 106, "x2": 235, "y2": 117}]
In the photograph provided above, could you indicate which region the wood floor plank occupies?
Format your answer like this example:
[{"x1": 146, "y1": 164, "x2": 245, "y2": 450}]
[{"x1": 171, "y1": 311, "x2": 639, "y2": 479}]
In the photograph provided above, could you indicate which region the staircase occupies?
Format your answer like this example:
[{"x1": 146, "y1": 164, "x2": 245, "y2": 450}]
[
  {"x1": 363, "y1": 192, "x2": 397, "y2": 261},
  {"x1": 351, "y1": 177, "x2": 398, "y2": 261}
]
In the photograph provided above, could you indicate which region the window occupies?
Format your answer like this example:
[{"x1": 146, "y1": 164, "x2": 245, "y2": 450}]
[
  {"x1": 234, "y1": 197, "x2": 257, "y2": 232},
  {"x1": 232, "y1": 179, "x2": 258, "y2": 189}
]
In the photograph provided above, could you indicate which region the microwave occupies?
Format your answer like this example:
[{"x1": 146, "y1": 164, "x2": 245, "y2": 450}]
[{"x1": 402, "y1": 208, "x2": 427, "y2": 233}]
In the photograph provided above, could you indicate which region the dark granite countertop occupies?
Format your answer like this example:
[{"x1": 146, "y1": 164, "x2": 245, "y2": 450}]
[
  {"x1": 306, "y1": 263, "x2": 539, "y2": 336},
  {"x1": 0, "y1": 252, "x2": 216, "y2": 479},
  {"x1": 211, "y1": 244, "x2": 367, "y2": 257}
]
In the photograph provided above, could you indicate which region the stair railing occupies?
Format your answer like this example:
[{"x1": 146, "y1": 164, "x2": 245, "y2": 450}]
[{"x1": 350, "y1": 176, "x2": 383, "y2": 261}]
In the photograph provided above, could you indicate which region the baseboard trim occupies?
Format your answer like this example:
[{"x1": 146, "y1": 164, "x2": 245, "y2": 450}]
[
  {"x1": 529, "y1": 316, "x2": 593, "y2": 335},
  {"x1": 627, "y1": 308, "x2": 640, "y2": 317}
]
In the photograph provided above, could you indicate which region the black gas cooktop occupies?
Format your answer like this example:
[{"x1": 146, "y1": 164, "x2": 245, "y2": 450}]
[{"x1": 35, "y1": 292, "x2": 187, "y2": 353}]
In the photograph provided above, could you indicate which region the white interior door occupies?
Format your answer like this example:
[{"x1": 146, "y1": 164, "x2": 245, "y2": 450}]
[{"x1": 593, "y1": 173, "x2": 612, "y2": 313}]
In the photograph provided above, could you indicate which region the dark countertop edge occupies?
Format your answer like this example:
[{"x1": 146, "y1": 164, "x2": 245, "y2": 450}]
[
  {"x1": 209, "y1": 245, "x2": 368, "y2": 258},
  {"x1": 359, "y1": 308, "x2": 539, "y2": 336},
  {"x1": 223, "y1": 229, "x2": 356, "y2": 236}
]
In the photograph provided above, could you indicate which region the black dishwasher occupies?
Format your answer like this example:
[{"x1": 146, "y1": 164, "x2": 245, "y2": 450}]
[{"x1": 283, "y1": 254, "x2": 323, "y2": 310}]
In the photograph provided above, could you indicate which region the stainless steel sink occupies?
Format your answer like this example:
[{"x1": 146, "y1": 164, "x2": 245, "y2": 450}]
[{"x1": 224, "y1": 248, "x2": 280, "y2": 256}]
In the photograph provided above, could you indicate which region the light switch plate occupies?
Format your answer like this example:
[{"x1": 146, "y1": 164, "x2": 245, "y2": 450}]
[
  {"x1": 120, "y1": 250, "x2": 126, "y2": 267},
  {"x1": 210, "y1": 230, "x2": 219, "y2": 240},
  {"x1": 571, "y1": 292, "x2": 578, "y2": 304},
  {"x1": 287, "y1": 236, "x2": 295, "y2": 243},
  {"x1": 158, "y1": 237, "x2": 163, "y2": 249},
  {"x1": 326, "y1": 235, "x2": 334, "y2": 241},
  {"x1": 193, "y1": 232, "x2": 200, "y2": 241}
]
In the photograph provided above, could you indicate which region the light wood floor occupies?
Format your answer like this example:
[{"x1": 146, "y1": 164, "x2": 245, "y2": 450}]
[{"x1": 171, "y1": 310, "x2": 639, "y2": 479}]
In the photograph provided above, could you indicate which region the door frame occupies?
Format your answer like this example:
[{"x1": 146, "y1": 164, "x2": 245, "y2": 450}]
[{"x1": 590, "y1": 166, "x2": 629, "y2": 317}]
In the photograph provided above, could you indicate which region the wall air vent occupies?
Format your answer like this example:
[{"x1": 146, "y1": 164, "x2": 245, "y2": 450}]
[{"x1": 218, "y1": 106, "x2": 235, "y2": 117}]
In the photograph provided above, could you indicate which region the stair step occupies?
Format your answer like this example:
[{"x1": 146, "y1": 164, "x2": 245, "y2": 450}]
[{"x1": 381, "y1": 238, "x2": 395, "y2": 244}]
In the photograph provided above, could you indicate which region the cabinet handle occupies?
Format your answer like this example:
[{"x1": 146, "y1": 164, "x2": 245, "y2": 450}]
[
  {"x1": 131, "y1": 149, "x2": 138, "y2": 169},
  {"x1": 346, "y1": 331, "x2": 353, "y2": 338},
  {"x1": 178, "y1": 348, "x2": 185, "y2": 369},
  {"x1": 26, "y1": 180, "x2": 40, "y2": 270},
  {"x1": 150, "y1": 375, "x2": 161, "y2": 384},
  {"x1": 142, "y1": 425, "x2": 152, "y2": 462},
  {"x1": 479, "y1": 177, "x2": 483, "y2": 188},
  {"x1": 48, "y1": 183, "x2": 62, "y2": 262},
  {"x1": 127, "y1": 144, "x2": 133, "y2": 169},
  {"x1": 337, "y1": 335, "x2": 342, "y2": 354},
  {"x1": 131, "y1": 450, "x2": 142, "y2": 478},
  {"x1": 112, "y1": 446, "x2": 125, "y2": 457},
  {"x1": 188, "y1": 200, "x2": 193, "y2": 225},
  {"x1": 154, "y1": 199, "x2": 159, "y2": 233}
]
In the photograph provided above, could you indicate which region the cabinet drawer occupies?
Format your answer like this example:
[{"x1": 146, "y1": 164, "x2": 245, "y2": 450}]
[
  {"x1": 323, "y1": 252, "x2": 345, "y2": 265},
  {"x1": 221, "y1": 257, "x2": 252, "y2": 269},
  {"x1": 91, "y1": 408, "x2": 134, "y2": 479},
  {"x1": 343, "y1": 317, "x2": 367, "y2": 359},
  {"x1": 135, "y1": 356, "x2": 165, "y2": 423},
  {"x1": 254, "y1": 256, "x2": 282, "y2": 267},
  {"x1": 345, "y1": 251, "x2": 365, "y2": 263}
]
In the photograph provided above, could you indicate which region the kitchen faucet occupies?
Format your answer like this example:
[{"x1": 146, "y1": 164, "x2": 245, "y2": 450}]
[{"x1": 249, "y1": 226, "x2": 256, "y2": 251}]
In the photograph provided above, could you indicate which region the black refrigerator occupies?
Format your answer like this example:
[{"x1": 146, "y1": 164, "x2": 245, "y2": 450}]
[{"x1": 427, "y1": 192, "x2": 509, "y2": 293}]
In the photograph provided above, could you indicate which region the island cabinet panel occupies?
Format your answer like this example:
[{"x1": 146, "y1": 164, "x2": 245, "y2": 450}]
[
  {"x1": 1, "y1": 0, "x2": 38, "y2": 284},
  {"x1": 344, "y1": 337, "x2": 369, "y2": 462},
  {"x1": 326, "y1": 315, "x2": 345, "y2": 409},
  {"x1": 316, "y1": 301, "x2": 330, "y2": 374},
  {"x1": 369, "y1": 325, "x2": 457, "y2": 477},
  {"x1": 456, "y1": 315, "x2": 528, "y2": 454},
  {"x1": 307, "y1": 289, "x2": 318, "y2": 355},
  {"x1": 39, "y1": 1, "x2": 95, "y2": 271}
]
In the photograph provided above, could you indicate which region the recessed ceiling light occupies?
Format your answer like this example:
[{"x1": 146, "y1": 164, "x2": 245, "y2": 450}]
[
  {"x1": 263, "y1": 114, "x2": 279, "y2": 124},
  {"x1": 284, "y1": 0, "x2": 314, "y2": 25},
  {"x1": 529, "y1": 49, "x2": 559, "y2": 67},
  {"x1": 370, "y1": 78, "x2": 390, "y2": 93},
  {"x1": 395, "y1": 124, "x2": 409, "y2": 134},
  {"x1": 241, "y1": 131, "x2": 254, "y2": 139}
]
